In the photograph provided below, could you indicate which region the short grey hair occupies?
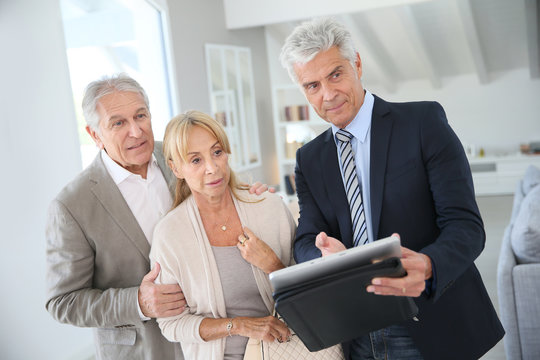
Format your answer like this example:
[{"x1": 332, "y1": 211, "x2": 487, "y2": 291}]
[
  {"x1": 280, "y1": 17, "x2": 357, "y2": 83},
  {"x1": 82, "y1": 73, "x2": 150, "y2": 132}
]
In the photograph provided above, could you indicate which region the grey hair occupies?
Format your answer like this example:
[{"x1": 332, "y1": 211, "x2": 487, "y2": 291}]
[
  {"x1": 280, "y1": 17, "x2": 357, "y2": 83},
  {"x1": 82, "y1": 73, "x2": 150, "y2": 132}
]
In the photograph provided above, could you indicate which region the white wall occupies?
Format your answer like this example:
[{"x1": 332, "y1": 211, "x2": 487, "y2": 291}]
[
  {"x1": 0, "y1": 0, "x2": 94, "y2": 359},
  {"x1": 368, "y1": 69, "x2": 540, "y2": 156},
  {"x1": 223, "y1": 0, "x2": 428, "y2": 29}
]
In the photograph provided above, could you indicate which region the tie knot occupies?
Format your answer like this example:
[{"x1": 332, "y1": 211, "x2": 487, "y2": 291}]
[{"x1": 336, "y1": 129, "x2": 353, "y2": 143}]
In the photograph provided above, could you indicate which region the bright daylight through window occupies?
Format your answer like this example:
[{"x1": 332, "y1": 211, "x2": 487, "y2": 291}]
[{"x1": 60, "y1": 0, "x2": 174, "y2": 168}]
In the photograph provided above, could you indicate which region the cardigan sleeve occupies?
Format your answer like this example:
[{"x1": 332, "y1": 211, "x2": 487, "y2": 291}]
[
  {"x1": 151, "y1": 208, "x2": 209, "y2": 344},
  {"x1": 153, "y1": 257, "x2": 206, "y2": 344}
]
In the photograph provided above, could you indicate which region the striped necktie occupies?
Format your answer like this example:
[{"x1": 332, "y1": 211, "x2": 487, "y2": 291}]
[{"x1": 335, "y1": 129, "x2": 368, "y2": 246}]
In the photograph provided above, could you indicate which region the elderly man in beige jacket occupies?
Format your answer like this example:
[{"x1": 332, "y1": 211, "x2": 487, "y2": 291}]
[{"x1": 45, "y1": 73, "x2": 269, "y2": 359}]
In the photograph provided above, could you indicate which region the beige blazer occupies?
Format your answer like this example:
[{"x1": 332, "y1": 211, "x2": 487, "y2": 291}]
[
  {"x1": 150, "y1": 191, "x2": 296, "y2": 360},
  {"x1": 45, "y1": 142, "x2": 183, "y2": 360}
]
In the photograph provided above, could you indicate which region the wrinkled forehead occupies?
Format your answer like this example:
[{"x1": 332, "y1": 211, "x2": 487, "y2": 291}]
[
  {"x1": 293, "y1": 48, "x2": 351, "y2": 84},
  {"x1": 97, "y1": 91, "x2": 148, "y2": 121}
]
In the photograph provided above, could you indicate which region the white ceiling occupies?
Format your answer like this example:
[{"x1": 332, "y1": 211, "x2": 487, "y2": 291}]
[{"x1": 266, "y1": 0, "x2": 539, "y2": 92}]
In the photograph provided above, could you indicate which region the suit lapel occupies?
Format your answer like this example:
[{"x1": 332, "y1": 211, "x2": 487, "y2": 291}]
[
  {"x1": 88, "y1": 154, "x2": 151, "y2": 263},
  {"x1": 320, "y1": 129, "x2": 354, "y2": 248},
  {"x1": 370, "y1": 95, "x2": 393, "y2": 239}
]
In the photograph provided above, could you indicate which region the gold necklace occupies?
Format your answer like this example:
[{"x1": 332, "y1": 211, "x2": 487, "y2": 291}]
[
  {"x1": 201, "y1": 208, "x2": 231, "y2": 231},
  {"x1": 200, "y1": 193, "x2": 236, "y2": 231},
  {"x1": 219, "y1": 213, "x2": 230, "y2": 231}
]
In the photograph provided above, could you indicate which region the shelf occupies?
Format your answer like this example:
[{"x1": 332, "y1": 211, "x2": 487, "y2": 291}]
[
  {"x1": 272, "y1": 83, "x2": 329, "y2": 201},
  {"x1": 469, "y1": 154, "x2": 540, "y2": 196}
]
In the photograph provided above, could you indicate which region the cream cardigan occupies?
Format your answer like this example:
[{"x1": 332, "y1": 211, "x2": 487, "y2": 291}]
[{"x1": 150, "y1": 190, "x2": 296, "y2": 360}]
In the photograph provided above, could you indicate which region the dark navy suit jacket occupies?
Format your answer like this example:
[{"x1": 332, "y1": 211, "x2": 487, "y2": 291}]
[{"x1": 294, "y1": 95, "x2": 504, "y2": 360}]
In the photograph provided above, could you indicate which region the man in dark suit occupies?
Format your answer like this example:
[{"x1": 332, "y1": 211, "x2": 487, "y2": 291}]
[{"x1": 280, "y1": 18, "x2": 504, "y2": 360}]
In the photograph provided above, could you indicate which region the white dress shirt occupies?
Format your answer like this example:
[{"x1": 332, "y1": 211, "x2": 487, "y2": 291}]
[
  {"x1": 101, "y1": 150, "x2": 172, "y2": 245},
  {"x1": 331, "y1": 90, "x2": 374, "y2": 243},
  {"x1": 101, "y1": 149, "x2": 173, "y2": 320}
]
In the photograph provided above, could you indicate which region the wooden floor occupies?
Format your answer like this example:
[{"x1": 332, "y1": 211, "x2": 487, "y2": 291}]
[{"x1": 476, "y1": 194, "x2": 514, "y2": 360}]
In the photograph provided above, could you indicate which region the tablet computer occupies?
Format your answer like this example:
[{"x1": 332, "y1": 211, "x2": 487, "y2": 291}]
[{"x1": 270, "y1": 235, "x2": 401, "y2": 293}]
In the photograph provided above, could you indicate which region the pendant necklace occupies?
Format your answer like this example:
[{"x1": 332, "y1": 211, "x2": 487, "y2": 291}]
[{"x1": 220, "y1": 214, "x2": 231, "y2": 231}]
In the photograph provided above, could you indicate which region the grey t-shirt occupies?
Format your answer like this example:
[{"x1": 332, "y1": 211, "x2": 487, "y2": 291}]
[{"x1": 211, "y1": 246, "x2": 270, "y2": 360}]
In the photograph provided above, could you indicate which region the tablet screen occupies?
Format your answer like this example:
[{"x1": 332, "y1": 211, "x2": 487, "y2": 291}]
[{"x1": 269, "y1": 235, "x2": 401, "y2": 293}]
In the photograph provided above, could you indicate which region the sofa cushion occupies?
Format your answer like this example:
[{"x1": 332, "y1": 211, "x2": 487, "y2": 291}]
[
  {"x1": 510, "y1": 180, "x2": 525, "y2": 224},
  {"x1": 510, "y1": 166, "x2": 540, "y2": 225},
  {"x1": 522, "y1": 165, "x2": 540, "y2": 195},
  {"x1": 511, "y1": 184, "x2": 540, "y2": 264}
]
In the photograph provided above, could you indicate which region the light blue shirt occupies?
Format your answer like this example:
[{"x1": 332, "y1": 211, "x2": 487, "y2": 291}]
[{"x1": 332, "y1": 90, "x2": 374, "y2": 244}]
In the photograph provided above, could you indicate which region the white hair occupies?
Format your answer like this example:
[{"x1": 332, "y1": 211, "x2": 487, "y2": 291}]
[
  {"x1": 82, "y1": 73, "x2": 150, "y2": 132},
  {"x1": 280, "y1": 17, "x2": 357, "y2": 83}
]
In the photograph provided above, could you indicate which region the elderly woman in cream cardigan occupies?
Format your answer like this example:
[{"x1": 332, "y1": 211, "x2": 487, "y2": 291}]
[{"x1": 150, "y1": 110, "x2": 295, "y2": 360}]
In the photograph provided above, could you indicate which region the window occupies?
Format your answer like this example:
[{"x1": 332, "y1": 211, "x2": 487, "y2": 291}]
[
  {"x1": 205, "y1": 44, "x2": 261, "y2": 172},
  {"x1": 60, "y1": 0, "x2": 176, "y2": 168}
]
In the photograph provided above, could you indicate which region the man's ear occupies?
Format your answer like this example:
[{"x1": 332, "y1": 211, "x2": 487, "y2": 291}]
[
  {"x1": 354, "y1": 52, "x2": 362, "y2": 79},
  {"x1": 168, "y1": 159, "x2": 183, "y2": 179},
  {"x1": 86, "y1": 125, "x2": 104, "y2": 150}
]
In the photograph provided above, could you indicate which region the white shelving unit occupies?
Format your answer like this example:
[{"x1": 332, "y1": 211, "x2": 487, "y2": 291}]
[
  {"x1": 271, "y1": 84, "x2": 330, "y2": 201},
  {"x1": 469, "y1": 154, "x2": 540, "y2": 196}
]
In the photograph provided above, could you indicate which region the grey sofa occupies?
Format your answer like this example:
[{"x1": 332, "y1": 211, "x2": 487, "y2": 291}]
[{"x1": 497, "y1": 165, "x2": 540, "y2": 360}]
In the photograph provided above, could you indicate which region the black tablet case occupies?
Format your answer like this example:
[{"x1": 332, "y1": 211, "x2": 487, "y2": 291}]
[{"x1": 273, "y1": 257, "x2": 419, "y2": 352}]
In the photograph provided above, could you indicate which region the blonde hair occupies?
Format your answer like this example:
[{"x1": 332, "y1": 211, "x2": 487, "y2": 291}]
[{"x1": 163, "y1": 110, "x2": 249, "y2": 208}]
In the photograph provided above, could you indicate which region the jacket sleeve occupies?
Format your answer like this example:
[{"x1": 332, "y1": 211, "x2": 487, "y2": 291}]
[
  {"x1": 293, "y1": 147, "x2": 328, "y2": 263},
  {"x1": 45, "y1": 199, "x2": 144, "y2": 328},
  {"x1": 418, "y1": 102, "x2": 485, "y2": 303}
]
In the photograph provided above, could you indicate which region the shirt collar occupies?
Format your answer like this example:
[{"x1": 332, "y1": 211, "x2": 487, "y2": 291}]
[
  {"x1": 101, "y1": 149, "x2": 157, "y2": 185},
  {"x1": 332, "y1": 89, "x2": 374, "y2": 144}
]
